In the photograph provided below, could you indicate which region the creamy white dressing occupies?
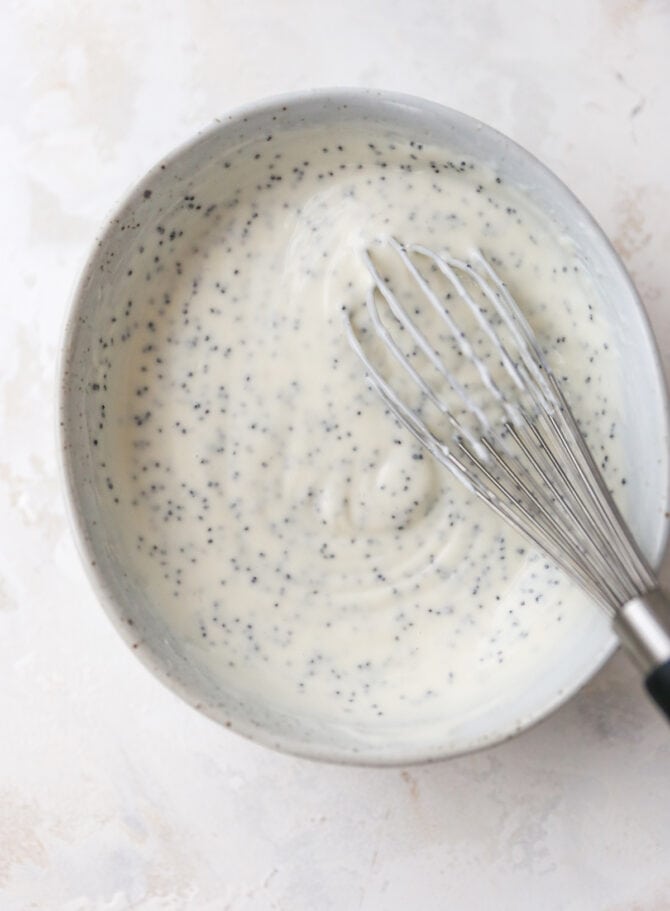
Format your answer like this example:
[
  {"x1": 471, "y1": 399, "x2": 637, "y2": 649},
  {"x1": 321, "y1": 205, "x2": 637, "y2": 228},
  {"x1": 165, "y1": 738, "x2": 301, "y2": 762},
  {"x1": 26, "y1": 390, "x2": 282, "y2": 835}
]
[{"x1": 94, "y1": 124, "x2": 625, "y2": 741}]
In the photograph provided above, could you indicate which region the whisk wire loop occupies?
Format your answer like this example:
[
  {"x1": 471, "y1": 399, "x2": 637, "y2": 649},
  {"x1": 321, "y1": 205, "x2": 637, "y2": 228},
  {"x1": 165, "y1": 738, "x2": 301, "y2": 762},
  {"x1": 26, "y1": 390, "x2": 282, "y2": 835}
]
[{"x1": 345, "y1": 240, "x2": 655, "y2": 614}]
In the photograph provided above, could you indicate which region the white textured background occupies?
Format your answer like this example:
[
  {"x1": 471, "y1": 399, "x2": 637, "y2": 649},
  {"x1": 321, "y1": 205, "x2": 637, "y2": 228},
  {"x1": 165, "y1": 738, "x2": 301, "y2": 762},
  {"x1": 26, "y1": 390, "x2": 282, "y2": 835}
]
[{"x1": 1, "y1": 1, "x2": 669, "y2": 909}]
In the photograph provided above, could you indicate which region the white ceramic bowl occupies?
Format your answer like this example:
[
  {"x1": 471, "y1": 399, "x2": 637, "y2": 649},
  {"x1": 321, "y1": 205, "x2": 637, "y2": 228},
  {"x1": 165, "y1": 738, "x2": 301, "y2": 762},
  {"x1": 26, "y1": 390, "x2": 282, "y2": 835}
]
[{"x1": 59, "y1": 89, "x2": 669, "y2": 765}]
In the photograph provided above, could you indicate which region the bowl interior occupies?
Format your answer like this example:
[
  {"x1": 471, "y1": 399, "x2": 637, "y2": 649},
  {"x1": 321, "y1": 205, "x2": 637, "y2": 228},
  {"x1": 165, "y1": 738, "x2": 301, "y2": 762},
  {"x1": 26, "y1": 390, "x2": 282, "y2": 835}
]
[{"x1": 60, "y1": 90, "x2": 669, "y2": 764}]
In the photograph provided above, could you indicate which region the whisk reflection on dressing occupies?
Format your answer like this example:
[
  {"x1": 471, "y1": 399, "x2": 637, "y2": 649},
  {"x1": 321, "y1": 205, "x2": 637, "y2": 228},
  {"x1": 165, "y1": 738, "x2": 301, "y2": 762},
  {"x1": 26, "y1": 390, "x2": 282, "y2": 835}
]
[{"x1": 345, "y1": 238, "x2": 670, "y2": 720}]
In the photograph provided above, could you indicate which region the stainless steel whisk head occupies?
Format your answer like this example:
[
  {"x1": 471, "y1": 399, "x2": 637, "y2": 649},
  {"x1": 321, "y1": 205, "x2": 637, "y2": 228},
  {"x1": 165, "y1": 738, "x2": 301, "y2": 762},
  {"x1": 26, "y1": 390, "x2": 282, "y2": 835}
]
[{"x1": 344, "y1": 237, "x2": 670, "y2": 719}]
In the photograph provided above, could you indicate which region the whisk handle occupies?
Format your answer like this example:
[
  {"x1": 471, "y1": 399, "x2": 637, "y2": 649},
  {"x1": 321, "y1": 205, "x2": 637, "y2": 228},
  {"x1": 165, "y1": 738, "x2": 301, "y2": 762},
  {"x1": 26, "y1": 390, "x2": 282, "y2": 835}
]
[
  {"x1": 614, "y1": 589, "x2": 670, "y2": 722},
  {"x1": 646, "y1": 661, "x2": 670, "y2": 720}
]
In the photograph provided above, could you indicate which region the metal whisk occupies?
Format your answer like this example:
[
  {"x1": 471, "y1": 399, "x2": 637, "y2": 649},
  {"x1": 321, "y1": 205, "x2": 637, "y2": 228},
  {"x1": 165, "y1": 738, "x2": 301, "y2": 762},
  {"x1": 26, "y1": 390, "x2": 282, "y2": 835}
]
[{"x1": 345, "y1": 237, "x2": 670, "y2": 720}]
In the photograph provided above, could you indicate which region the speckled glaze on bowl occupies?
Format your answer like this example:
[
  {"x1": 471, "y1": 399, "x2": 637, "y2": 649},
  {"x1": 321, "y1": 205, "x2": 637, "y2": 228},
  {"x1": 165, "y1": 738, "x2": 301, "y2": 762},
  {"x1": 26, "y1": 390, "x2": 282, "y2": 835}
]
[{"x1": 59, "y1": 88, "x2": 670, "y2": 765}]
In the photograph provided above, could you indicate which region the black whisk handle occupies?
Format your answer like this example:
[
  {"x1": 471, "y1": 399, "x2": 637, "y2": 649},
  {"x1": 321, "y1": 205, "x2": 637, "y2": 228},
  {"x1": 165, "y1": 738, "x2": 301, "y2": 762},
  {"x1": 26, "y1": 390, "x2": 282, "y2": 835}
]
[
  {"x1": 646, "y1": 660, "x2": 670, "y2": 721},
  {"x1": 614, "y1": 588, "x2": 670, "y2": 723}
]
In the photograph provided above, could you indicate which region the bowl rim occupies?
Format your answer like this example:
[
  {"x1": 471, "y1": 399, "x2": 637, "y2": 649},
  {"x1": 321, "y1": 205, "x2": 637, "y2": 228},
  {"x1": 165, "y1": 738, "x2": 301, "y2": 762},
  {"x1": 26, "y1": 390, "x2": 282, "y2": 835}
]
[{"x1": 58, "y1": 86, "x2": 670, "y2": 766}]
